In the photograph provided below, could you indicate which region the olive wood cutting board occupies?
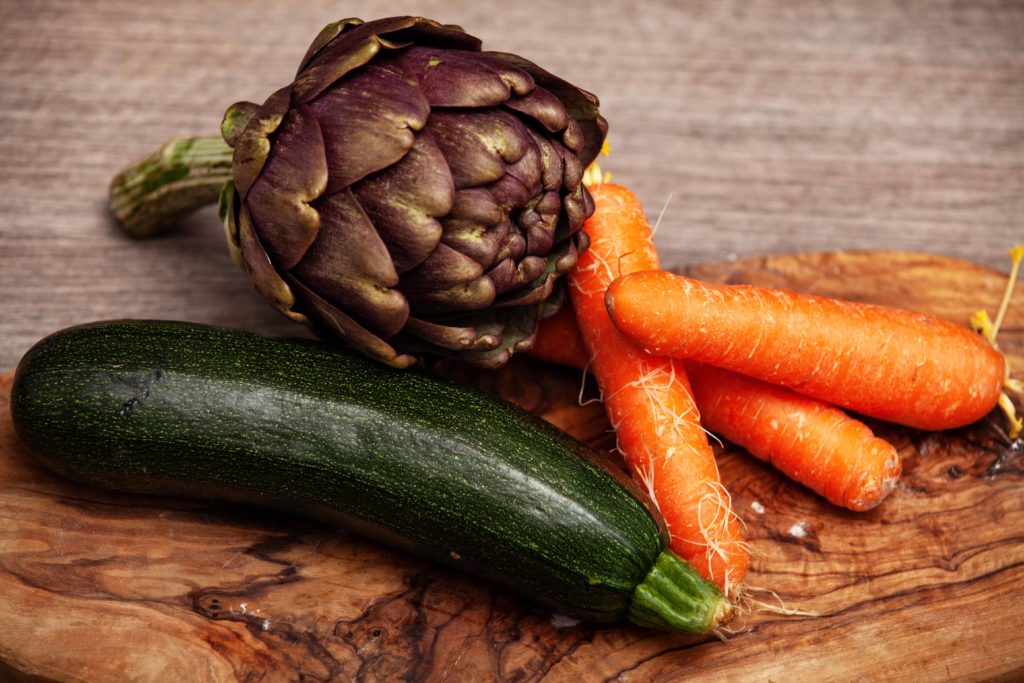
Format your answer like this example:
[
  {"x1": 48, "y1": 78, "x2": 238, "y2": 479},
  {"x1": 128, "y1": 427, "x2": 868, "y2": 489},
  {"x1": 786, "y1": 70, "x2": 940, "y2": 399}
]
[{"x1": 1, "y1": 251, "x2": 1022, "y2": 682}]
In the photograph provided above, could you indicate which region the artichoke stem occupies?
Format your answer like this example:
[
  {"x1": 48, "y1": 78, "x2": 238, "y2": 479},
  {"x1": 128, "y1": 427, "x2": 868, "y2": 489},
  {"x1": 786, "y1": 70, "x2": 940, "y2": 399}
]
[{"x1": 109, "y1": 136, "x2": 234, "y2": 237}]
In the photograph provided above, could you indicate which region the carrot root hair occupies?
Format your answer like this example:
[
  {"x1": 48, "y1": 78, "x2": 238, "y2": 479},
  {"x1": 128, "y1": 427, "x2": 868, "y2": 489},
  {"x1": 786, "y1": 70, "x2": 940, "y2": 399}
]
[
  {"x1": 736, "y1": 585, "x2": 822, "y2": 618},
  {"x1": 695, "y1": 481, "x2": 751, "y2": 598},
  {"x1": 711, "y1": 585, "x2": 820, "y2": 639},
  {"x1": 617, "y1": 358, "x2": 748, "y2": 593}
]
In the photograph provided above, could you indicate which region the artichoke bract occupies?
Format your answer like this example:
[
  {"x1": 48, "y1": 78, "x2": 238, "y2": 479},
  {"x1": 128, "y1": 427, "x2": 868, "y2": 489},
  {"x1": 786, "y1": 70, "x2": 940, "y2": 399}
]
[{"x1": 110, "y1": 16, "x2": 607, "y2": 368}]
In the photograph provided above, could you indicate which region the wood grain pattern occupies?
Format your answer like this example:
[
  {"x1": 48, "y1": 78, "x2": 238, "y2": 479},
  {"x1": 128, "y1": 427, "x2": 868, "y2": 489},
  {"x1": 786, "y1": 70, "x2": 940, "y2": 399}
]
[
  {"x1": 1, "y1": 251, "x2": 1022, "y2": 682},
  {"x1": 1, "y1": 0, "x2": 1022, "y2": 372}
]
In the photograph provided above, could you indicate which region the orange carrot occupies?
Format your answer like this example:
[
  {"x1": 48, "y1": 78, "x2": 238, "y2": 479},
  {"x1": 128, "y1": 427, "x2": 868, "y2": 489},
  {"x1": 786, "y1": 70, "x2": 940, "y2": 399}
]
[
  {"x1": 606, "y1": 270, "x2": 1006, "y2": 431},
  {"x1": 529, "y1": 305, "x2": 589, "y2": 369},
  {"x1": 686, "y1": 362, "x2": 901, "y2": 511},
  {"x1": 530, "y1": 311, "x2": 902, "y2": 511},
  {"x1": 569, "y1": 183, "x2": 748, "y2": 593}
]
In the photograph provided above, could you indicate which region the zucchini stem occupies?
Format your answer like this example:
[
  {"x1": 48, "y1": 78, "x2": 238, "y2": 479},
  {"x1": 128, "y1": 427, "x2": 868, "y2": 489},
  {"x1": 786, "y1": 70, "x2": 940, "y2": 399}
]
[
  {"x1": 629, "y1": 550, "x2": 733, "y2": 634},
  {"x1": 108, "y1": 136, "x2": 234, "y2": 238}
]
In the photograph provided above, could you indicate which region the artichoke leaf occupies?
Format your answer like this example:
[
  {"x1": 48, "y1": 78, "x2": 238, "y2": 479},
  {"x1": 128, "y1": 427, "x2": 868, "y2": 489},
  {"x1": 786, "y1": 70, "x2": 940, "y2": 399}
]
[
  {"x1": 494, "y1": 272, "x2": 555, "y2": 309},
  {"x1": 561, "y1": 181, "x2": 590, "y2": 237},
  {"x1": 484, "y1": 258, "x2": 517, "y2": 295},
  {"x1": 292, "y1": 17, "x2": 404, "y2": 103},
  {"x1": 427, "y1": 109, "x2": 532, "y2": 189},
  {"x1": 218, "y1": 182, "x2": 245, "y2": 271},
  {"x1": 492, "y1": 237, "x2": 573, "y2": 309},
  {"x1": 352, "y1": 132, "x2": 452, "y2": 274},
  {"x1": 501, "y1": 133, "x2": 545, "y2": 201},
  {"x1": 556, "y1": 235, "x2": 582, "y2": 274},
  {"x1": 487, "y1": 173, "x2": 534, "y2": 212},
  {"x1": 521, "y1": 190, "x2": 561, "y2": 257},
  {"x1": 293, "y1": 189, "x2": 409, "y2": 339},
  {"x1": 526, "y1": 129, "x2": 567, "y2": 192},
  {"x1": 403, "y1": 304, "x2": 545, "y2": 367},
  {"x1": 289, "y1": 277, "x2": 417, "y2": 369},
  {"x1": 483, "y1": 50, "x2": 608, "y2": 166},
  {"x1": 439, "y1": 188, "x2": 506, "y2": 268},
  {"x1": 406, "y1": 275, "x2": 496, "y2": 315},
  {"x1": 237, "y1": 205, "x2": 307, "y2": 324},
  {"x1": 230, "y1": 86, "x2": 292, "y2": 199},
  {"x1": 293, "y1": 17, "x2": 480, "y2": 104},
  {"x1": 399, "y1": 242, "x2": 485, "y2": 292},
  {"x1": 504, "y1": 85, "x2": 570, "y2": 134},
  {"x1": 402, "y1": 316, "x2": 502, "y2": 352},
  {"x1": 384, "y1": 18, "x2": 481, "y2": 53},
  {"x1": 310, "y1": 60, "x2": 430, "y2": 192},
  {"x1": 505, "y1": 257, "x2": 548, "y2": 297},
  {"x1": 492, "y1": 228, "x2": 527, "y2": 266},
  {"x1": 297, "y1": 17, "x2": 364, "y2": 74},
  {"x1": 393, "y1": 47, "x2": 532, "y2": 108},
  {"x1": 244, "y1": 104, "x2": 328, "y2": 270},
  {"x1": 221, "y1": 102, "x2": 261, "y2": 149}
]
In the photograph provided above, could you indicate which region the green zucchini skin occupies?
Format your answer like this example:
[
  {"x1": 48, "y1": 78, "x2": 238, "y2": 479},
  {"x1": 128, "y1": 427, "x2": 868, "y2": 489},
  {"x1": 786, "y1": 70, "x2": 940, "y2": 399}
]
[{"x1": 11, "y1": 320, "x2": 671, "y2": 623}]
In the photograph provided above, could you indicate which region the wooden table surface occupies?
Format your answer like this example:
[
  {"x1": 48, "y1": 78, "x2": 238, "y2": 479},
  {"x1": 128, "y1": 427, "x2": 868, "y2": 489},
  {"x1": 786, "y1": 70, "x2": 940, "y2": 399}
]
[{"x1": 1, "y1": 0, "x2": 1023, "y2": 370}]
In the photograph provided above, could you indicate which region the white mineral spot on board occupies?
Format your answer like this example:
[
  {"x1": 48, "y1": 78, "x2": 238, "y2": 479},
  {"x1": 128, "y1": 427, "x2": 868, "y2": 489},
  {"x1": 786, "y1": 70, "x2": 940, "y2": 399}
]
[
  {"x1": 787, "y1": 522, "x2": 807, "y2": 538},
  {"x1": 551, "y1": 614, "x2": 581, "y2": 629},
  {"x1": 750, "y1": 501, "x2": 765, "y2": 515}
]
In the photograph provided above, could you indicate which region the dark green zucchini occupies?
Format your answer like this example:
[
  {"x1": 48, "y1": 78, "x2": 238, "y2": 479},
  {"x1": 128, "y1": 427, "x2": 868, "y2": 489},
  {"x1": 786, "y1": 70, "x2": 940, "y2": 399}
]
[{"x1": 10, "y1": 320, "x2": 730, "y2": 633}]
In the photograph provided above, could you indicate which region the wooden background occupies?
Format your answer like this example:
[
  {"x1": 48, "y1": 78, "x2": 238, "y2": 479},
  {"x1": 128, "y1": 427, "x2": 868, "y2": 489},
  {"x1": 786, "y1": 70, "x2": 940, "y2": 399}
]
[{"x1": 0, "y1": 0, "x2": 1022, "y2": 370}]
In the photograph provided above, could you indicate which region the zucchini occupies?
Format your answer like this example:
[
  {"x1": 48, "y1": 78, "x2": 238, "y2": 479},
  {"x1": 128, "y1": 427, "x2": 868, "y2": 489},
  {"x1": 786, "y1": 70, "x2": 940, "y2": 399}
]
[{"x1": 10, "y1": 320, "x2": 730, "y2": 633}]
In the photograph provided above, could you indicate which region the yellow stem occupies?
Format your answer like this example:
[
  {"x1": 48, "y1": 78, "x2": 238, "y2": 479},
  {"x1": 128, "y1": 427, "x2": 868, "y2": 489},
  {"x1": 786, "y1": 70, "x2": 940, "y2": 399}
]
[
  {"x1": 991, "y1": 245, "x2": 1024, "y2": 342},
  {"x1": 975, "y1": 245, "x2": 1024, "y2": 440}
]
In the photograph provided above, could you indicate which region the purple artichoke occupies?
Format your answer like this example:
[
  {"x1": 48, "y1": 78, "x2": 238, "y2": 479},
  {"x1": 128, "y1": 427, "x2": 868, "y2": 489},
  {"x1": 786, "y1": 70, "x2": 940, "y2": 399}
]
[{"x1": 110, "y1": 16, "x2": 607, "y2": 368}]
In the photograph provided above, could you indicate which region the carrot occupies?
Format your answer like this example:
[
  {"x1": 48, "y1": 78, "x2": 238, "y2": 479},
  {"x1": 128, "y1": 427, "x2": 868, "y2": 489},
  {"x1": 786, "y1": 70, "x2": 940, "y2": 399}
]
[
  {"x1": 529, "y1": 305, "x2": 589, "y2": 369},
  {"x1": 530, "y1": 309, "x2": 902, "y2": 511},
  {"x1": 569, "y1": 183, "x2": 748, "y2": 594},
  {"x1": 686, "y1": 362, "x2": 901, "y2": 511},
  {"x1": 606, "y1": 270, "x2": 1006, "y2": 431}
]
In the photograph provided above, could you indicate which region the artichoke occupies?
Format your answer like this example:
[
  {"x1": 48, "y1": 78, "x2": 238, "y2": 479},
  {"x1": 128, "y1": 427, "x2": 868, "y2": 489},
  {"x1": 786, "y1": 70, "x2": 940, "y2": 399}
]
[{"x1": 110, "y1": 16, "x2": 607, "y2": 368}]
